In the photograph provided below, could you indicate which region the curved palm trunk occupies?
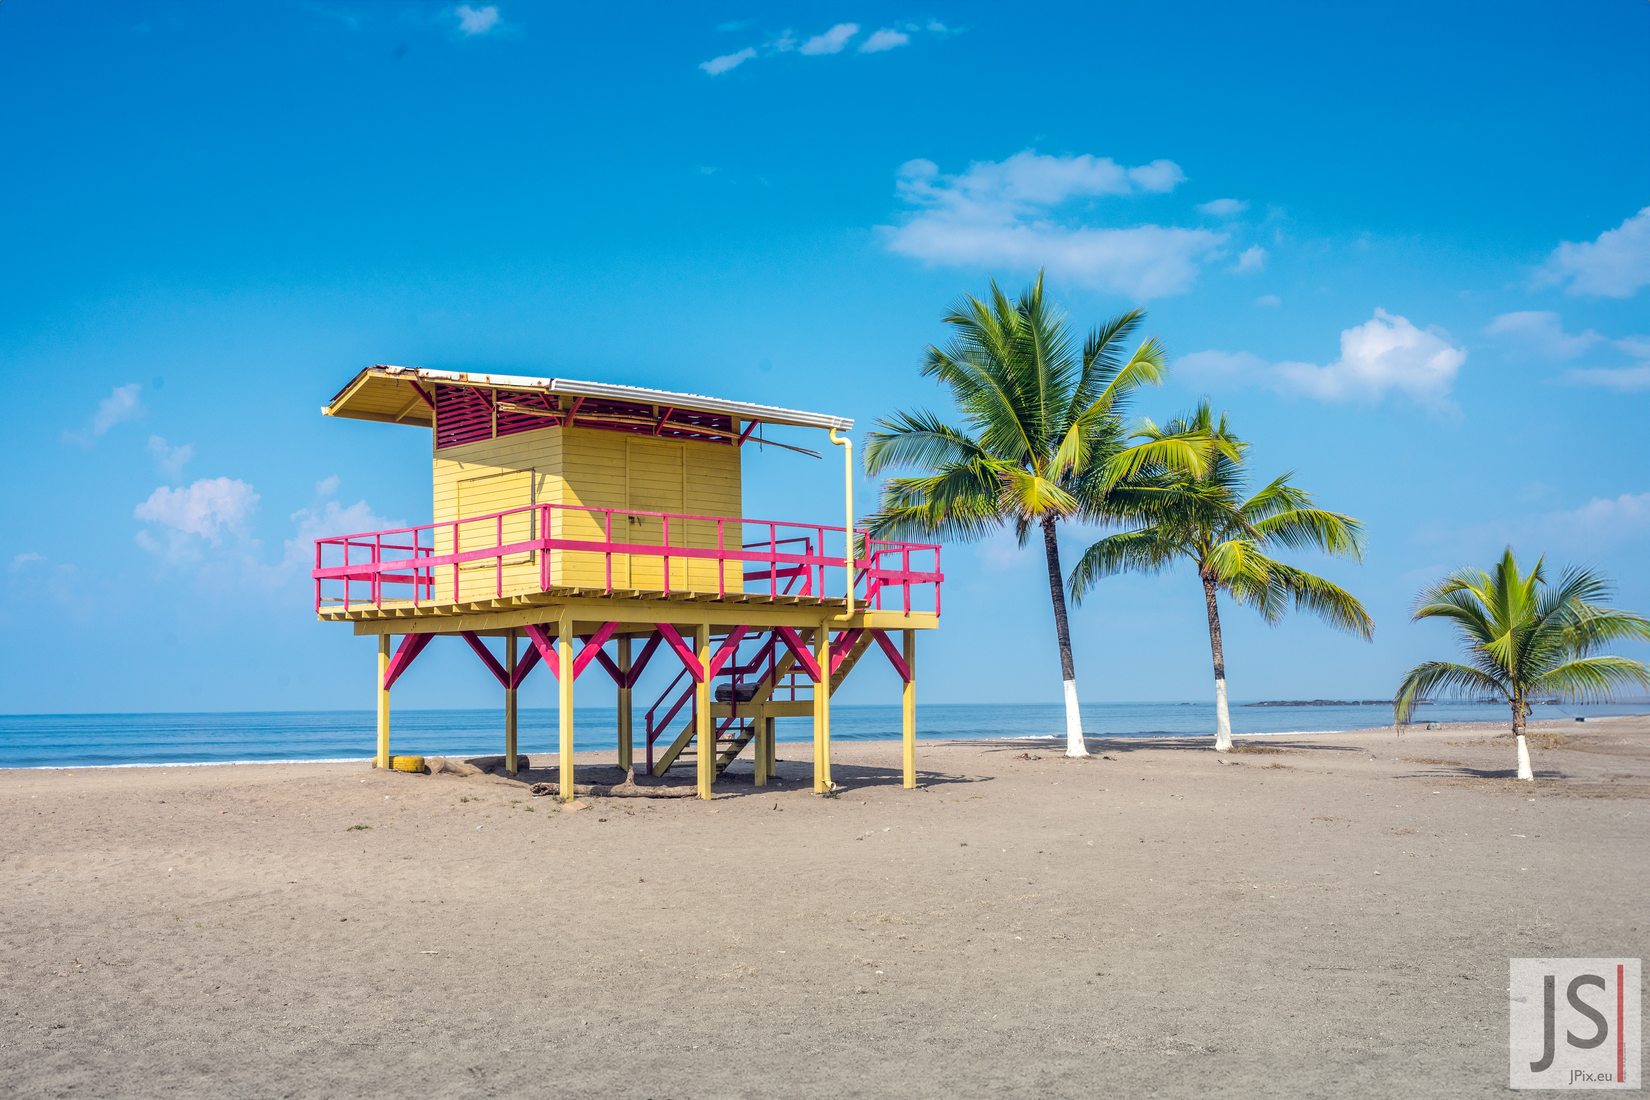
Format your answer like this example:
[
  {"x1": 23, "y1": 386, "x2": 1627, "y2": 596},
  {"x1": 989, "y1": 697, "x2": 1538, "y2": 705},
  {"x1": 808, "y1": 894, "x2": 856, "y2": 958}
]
[
  {"x1": 1512, "y1": 698, "x2": 1534, "y2": 781},
  {"x1": 1201, "y1": 572, "x2": 1233, "y2": 752},
  {"x1": 1041, "y1": 515, "x2": 1088, "y2": 757}
]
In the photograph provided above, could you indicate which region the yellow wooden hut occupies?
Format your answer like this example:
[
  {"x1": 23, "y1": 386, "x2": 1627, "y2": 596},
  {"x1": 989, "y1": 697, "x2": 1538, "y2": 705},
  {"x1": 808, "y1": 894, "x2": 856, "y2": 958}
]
[{"x1": 312, "y1": 365, "x2": 943, "y2": 800}]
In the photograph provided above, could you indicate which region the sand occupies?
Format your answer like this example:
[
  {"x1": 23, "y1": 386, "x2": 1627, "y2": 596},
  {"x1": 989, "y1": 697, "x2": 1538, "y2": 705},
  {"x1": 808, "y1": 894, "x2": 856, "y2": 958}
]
[{"x1": 2, "y1": 715, "x2": 1646, "y2": 1098}]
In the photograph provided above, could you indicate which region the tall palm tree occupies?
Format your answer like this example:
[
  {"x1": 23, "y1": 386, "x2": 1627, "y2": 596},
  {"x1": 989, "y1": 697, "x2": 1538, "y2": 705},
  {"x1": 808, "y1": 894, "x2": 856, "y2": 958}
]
[
  {"x1": 863, "y1": 274, "x2": 1209, "y2": 757},
  {"x1": 1068, "y1": 403, "x2": 1373, "y2": 752},
  {"x1": 1395, "y1": 550, "x2": 1650, "y2": 780}
]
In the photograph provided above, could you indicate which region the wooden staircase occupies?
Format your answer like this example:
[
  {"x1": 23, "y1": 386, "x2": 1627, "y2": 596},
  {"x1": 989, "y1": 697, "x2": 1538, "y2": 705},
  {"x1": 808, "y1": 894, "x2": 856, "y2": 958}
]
[{"x1": 649, "y1": 629, "x2": 873, "y2": 778}]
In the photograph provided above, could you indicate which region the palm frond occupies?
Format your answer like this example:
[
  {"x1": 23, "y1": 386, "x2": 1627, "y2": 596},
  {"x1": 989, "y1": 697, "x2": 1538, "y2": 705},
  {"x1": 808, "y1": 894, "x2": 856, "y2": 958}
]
[
  {"x1": 1394, "y1": 661, "x2": 1508, "y2": 725},
  {"x1": 1532, "y1": 656, "x2": 1650, "y2": 703}
]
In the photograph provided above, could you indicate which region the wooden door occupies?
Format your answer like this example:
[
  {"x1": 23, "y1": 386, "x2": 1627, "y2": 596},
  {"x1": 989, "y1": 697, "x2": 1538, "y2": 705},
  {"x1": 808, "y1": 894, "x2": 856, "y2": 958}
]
[{"x1": 624, "y1": 440, "x2": 685, "y2": 590}]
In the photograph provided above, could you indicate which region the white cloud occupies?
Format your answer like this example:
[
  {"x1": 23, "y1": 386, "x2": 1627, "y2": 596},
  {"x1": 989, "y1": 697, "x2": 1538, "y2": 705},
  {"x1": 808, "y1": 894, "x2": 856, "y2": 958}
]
[
  {"x1": 702, "y1": 19, "x2": 952, "y2": 74},
  {"x1": 1198, "y1": 198, "x2": 1247, "y2": 217},
  {"x1": 314, "y1": 474, "x2": 342, "y2": 497},
  {"x1": 63, "y1": 383, "x2": 142, "y2": 446},
  {"x1": 800, "y1": 22, "x2": 859, "y2": 54},
  {"x1": 1180, "y1": 309, "x2": 1466, "y2": 409},
  {"x1": 1485, "y1": 310, "x2": 1600, "y2": 360},
  {"x1": 452, "y1": 4, "x2": 500, "y2": 36},
  {"x1": 881, "y1": 151, "x2": 1223, "y2": 298},
  {"x1": 700, "y1": 47, "x2": 756, "y2": 75},
  {"x1": 1235, "y1": 245, "x2": 1267, "y2": 274},
  {"x1": 11, "y1": 551, "x2": 44, "y2": 570},
  {"x1": 146, "y1": 435, "x2": 194, "y2": 480},
  {"x1": 859, "y1": 28, "x2": 910, "y2": 53},
  {"x1": 1563, "y1": 364, "x2": 1650, "y2": 392},
  {"x1": 1542, "y1": 491, "x2": 1650, "y2": 542},
  {"x1": 1536, "y1": 206, "x2": 1650, "y2": 298},
  {"x1": 1255, "y1": 293, "x2": 1282, "y2": 308},
  {"x1": 134, "y1": 477, "x2": 260, "y2": 564},
  {"x1": 283, "y1": 498, "x2": 400, "y2": 574}
]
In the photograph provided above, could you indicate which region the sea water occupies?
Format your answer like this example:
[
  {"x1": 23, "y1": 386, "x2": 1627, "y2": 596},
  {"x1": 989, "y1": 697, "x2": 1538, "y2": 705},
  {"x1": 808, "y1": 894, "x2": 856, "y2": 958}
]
[{"x1": 0, "y1": 701, "x2": 1644, "y2": 769}]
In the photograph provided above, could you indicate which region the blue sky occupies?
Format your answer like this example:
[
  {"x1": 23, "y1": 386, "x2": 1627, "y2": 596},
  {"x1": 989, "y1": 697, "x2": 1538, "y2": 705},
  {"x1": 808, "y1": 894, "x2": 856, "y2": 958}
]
[{"x1": 2, "y1": 1, "x2": 1647, "y2": 716}]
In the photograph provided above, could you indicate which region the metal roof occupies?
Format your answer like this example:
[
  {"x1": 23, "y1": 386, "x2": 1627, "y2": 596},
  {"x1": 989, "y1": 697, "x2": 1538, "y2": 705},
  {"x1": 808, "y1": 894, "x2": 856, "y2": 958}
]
[{"x1": 322, "y1": 365, "x2": 853, "y2": 432}]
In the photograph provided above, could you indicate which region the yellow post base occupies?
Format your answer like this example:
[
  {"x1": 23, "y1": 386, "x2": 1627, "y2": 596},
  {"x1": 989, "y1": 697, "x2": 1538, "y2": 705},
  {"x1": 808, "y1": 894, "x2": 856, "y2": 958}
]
[
  {"x1": 695, "y1": 623, "x2": 713, "y2": 800},
  {"x1": 375, "y1": 635, "x2": 391, "y2": 769},
  {"x1": 813, "y1": 624, "x2": 832, "y2": 793},
  {"x1": 504, "y1": 632, "x2": 519, "y2": 776},
  {"x1": 902, "y1": 629, "x2": 916, "y2": 789},
  {"x1": 557, "y1": 610, "x2": 575, "y2": 801}
]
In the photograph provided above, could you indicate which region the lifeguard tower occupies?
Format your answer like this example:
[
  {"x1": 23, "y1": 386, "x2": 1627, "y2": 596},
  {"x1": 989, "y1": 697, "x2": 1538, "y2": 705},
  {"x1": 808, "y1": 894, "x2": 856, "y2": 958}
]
[{"x1": 310, "y1": 365, "x2": 943, "y2": 800}]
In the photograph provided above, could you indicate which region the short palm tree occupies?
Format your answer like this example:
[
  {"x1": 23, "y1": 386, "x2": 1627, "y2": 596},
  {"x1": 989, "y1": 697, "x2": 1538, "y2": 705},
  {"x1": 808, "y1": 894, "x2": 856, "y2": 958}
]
[
  {"x1": 1068, "y1": 403, "x2": 1373, "y2": 752},
  {"x1": 863, "y1": 274, "x2": 1210, "y2": 757},
  {"x1": 1395, "y1": 550, "x2": 1650, "y2": 780}
]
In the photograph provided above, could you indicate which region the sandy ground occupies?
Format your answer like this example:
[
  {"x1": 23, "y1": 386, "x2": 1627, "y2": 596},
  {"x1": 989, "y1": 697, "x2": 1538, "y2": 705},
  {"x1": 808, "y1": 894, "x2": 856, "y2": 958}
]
[{"x1": 2, "y1": 715, "x2": 1646, "y2": 1099}]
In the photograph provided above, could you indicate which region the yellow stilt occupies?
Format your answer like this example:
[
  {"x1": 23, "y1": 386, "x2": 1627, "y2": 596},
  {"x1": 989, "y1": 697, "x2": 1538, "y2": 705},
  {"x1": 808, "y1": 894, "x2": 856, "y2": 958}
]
[
  {"x1": 375, "y1": 635, "x2": 391, "y2": 769},
  {"x1": 504, "y1": 632, "x2": 519, "y2": 776},
  {"x1": 754, "y1": 715, "x2": 769, "y2": 787},
  {"x1": 695, "y1": 623, "x2": 713, "y2": 800},
  {"x1": 814, "y1": 623, "x2": 833, "y2": 792},
  {"x1": 617, "y1": 635, "x2": 633, "y2": 773},
  {"x1": 902, "y1": 629, "x2": 916, "y2": 789},
  {"x1": 557, "y1": 610, "x2": 575, "y2": 802}
]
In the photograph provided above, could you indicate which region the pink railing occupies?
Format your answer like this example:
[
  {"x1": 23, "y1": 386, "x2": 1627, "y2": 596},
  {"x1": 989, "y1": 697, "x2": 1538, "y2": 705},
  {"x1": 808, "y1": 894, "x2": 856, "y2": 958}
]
[{"x1": 312, "y1": 500, "x2": 942, "y2": 615}]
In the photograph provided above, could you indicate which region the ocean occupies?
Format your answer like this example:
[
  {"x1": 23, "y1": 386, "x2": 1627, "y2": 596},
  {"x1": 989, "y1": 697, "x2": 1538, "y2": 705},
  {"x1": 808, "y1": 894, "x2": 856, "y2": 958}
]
[{"x1": 1, "y1": 700, "x2": 1644, "y2": 770}]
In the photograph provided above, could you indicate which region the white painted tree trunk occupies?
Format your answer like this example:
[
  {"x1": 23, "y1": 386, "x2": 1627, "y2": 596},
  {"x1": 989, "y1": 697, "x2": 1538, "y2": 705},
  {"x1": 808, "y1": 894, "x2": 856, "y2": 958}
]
[
  {"x1": 1515, "y1": 733, "x2": 1534, "y2": 781},
  {"x1": 1062, "y1": 679, "x2": 1087, "y2": 758},
  {"x1": 1213, "y1": 675, "x2": 1233, "y2": 753}
]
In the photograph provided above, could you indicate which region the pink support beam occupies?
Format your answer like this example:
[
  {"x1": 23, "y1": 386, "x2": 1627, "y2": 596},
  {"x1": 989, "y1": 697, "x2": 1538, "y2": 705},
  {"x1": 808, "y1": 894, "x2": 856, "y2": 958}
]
[
  {"x1": 735, "y1": 419, "x2": 759, "y2": 446},
  {"x1": 382, "y1": 632, "x2": 433, "y2": 691},
  {"x1": 707, "y1": 625, "x2": 749, "y2": 680},
  {"x1": 871, "y1": 629, "x2": 911, "y2": 683},
  {"x1": 407, "y1": 381, "x2": 435, "y2": 410},
  {"x1": 654, "y1": 623, "x2": 704, "y2": 683},
  {"x1": 460, "y1": 631, "x2": 511, "y2": 688},
  {"x1": 591, "y1": 648, "x2": 623, "y2": 685},
  {"x1": 774, "y1": 626, "x2": 822, "y2": 683},
  {"x1": 523, "y1": 623, "x2": 560, "y2": 681},
  {"x1": 571, "y1": 621, "x2": 619, "y2": 679},
  {"x1": 510, "y1": 641, "x2": 542, "y2": 688}
]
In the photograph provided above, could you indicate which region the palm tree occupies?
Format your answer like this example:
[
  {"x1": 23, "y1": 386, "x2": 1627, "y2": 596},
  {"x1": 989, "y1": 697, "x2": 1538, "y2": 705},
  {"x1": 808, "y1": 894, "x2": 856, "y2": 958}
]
[
  {"x1": 862, "y1": 274, "x2": 1209, "y2": 757},
  {"x1": 1068, "y1": 403, "x2": 1373, "y2": 752},
  {"x1": 1395, "y1": 550, "x2": 1650, "y2": 780}
]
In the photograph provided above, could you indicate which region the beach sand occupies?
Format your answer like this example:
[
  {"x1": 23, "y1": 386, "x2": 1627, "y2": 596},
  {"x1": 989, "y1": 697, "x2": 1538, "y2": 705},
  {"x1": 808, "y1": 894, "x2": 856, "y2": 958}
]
[{"x1": 2, "y1": 716, "x2": 1646, "y2": 1098}]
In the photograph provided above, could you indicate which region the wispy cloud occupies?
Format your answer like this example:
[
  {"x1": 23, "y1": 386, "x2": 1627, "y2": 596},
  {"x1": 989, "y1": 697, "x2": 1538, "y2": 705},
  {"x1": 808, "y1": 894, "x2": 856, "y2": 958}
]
[
  {"x1": 1197, "y1": 198, "x2": 1247, "y2": 218},
  {"x1": 700, "y1": 47, "x2": 757, "y2": 75},
  {"x1": 1535, "y1": 206, "x2": 1650, "y2": 298},
  {"x1": 1485, "y1": 310, "x2": 1601, "y2": 360},
  {"x1": 859, "y1": 27, "x2": 910, "y2": 53},
  {"x1": 700, "y1": 18, "x2": 950, "y2": 75},
  {"x1": 134, "y1": 477, "x2": 261, "y2": 564},
  {"x1": 1487, "y1": 310, "x2": 1650, "y2": 390},
  {"x1": 63, "y1": 383, "x2": 143, "y2": 446},
  {"x1": 147, "y1": 435, "x2": 194, "y2": 480},
  {"x1": 880, "y1": 151, "x2": 1226, "y2": 298},
  {"x1": 1234, "y1": 245, "x2": 1266, "y2": 274},
  {"x1": 1179, "y1": 309, "x2": 1466, "y2": 410},
  {"x1": 1563, "y1": 364, "x2": 1650, "y2": 392},
  {"x1": 452, "y1": 4, "x2": 501, "y2": 37},
  {"x1": 801, "y1": 22, "x2": 859, "y2": 54}
]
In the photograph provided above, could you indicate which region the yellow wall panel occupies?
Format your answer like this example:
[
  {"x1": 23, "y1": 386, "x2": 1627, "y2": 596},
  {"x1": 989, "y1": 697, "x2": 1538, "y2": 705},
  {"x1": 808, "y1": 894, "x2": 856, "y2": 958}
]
[{"x1": 430, "y1": 423, "x2": 743, "y2": 597}]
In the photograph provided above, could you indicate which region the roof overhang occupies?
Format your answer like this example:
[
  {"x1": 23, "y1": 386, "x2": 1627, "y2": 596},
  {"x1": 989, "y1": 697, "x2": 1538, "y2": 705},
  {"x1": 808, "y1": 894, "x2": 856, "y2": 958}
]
[{"x1": 322, "y1": 365, "x2": 853, "y2": 432}]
